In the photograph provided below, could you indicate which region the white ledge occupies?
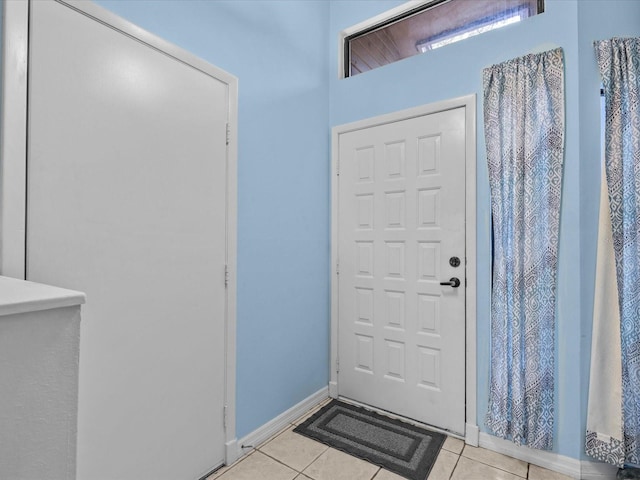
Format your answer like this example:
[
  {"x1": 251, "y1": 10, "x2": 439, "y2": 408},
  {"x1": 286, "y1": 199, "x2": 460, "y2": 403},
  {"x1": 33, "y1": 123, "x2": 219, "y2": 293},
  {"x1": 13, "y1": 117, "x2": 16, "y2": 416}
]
[{"x1": 0, "y1": 276, "x2": 86, "y2": 317}]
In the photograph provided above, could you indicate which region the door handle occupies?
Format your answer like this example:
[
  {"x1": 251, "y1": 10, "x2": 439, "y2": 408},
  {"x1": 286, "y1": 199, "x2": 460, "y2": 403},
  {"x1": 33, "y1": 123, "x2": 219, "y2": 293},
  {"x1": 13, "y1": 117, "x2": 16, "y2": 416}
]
[{"x1": 440, "y1": 277, "x2": 460, "y2": 288}]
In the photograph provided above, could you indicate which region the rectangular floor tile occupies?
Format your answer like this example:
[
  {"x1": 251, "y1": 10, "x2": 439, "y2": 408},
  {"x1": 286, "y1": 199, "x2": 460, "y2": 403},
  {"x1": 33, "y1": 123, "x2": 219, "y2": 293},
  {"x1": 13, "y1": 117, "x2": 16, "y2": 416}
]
[
  {"x1": 442, "y1": 437, "x2": 464, "y2": 455},
  {"x1": 528, "y1": 464, "x2": 575, "y2": 480},
  {"x1": 218, "y1": 451, "x2": 297, "y2": 480},
  {"x1": 461, "y1": 446, "x2": 528, "y2": 477},
  {"x1": 260, "y1": 427, "x2": 328, "y2": 471},
  {"x1": 303, "y1": 448, "x2": 380, "y2": 480},
  {"x1": 428, "y1": 449, "x2": 459, "y2": 480},
  {"x1": 207, "y1": 451, "x2": 255, "y2": 479},
  {"x1": 451, "y1": 456, "x2": 524, "y2": 480}
]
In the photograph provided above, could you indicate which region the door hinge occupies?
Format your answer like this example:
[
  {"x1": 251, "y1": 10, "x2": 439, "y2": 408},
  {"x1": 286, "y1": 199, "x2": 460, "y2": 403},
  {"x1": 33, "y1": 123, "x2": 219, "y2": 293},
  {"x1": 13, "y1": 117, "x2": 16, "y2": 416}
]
[
  {"x1": 336, "y1": 358, "x2": 340, "y2": 374},
  {"x1": 223, "y1": 405, "x2": 228, "y2": 429},
  {"x1": 336, "y1": 160, "x2": 340, "y2": 176},
  {"x1": 226, "y1": 123, "x2": 230, "y2": 145},
  {"x1": 224, "y1": 265, "x2": 229, "y2": 288},
  {"x1": 336, "y1": 261, "x2": 339, "y2": 275}
]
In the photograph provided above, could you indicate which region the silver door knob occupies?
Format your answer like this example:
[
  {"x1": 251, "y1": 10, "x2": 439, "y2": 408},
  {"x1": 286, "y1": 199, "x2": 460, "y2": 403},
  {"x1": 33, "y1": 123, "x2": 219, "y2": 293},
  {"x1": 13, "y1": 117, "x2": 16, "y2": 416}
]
[{"x1": 439, "y1": 277, "x2": 460, "y2": 288}]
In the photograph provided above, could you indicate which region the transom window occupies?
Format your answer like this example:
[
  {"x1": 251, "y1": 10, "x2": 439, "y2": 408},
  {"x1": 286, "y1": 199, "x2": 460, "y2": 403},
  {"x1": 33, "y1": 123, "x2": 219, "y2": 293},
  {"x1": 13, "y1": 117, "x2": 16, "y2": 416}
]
[{"x1": 344, "y1": 0, "x2": 544, "y2": 78}]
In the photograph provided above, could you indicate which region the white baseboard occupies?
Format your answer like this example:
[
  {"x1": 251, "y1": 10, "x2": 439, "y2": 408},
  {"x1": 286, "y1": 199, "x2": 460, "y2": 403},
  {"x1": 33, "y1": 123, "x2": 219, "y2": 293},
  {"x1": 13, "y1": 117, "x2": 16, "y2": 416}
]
[
  {"x1": 479, "y1": 433, "x2": 618, "y2": 479},
  {"x1": 580, "y1": 459, "x2": 618, "y2": 480},
  {"x1": 479, "y1": 432, "x2": 581, "y2": 478},
  {"x1": 225, "y1": 439, "x2": 239, "y2": 465},
  {"x1": 329, "y1": 381, "x2": 338, "y2": 398},
  {"x1": 465, "y1": 423, "x2": 479, "y2": 447},
  {"x1": 228, "y1": 386, "x2": 329, "y2": 463}
]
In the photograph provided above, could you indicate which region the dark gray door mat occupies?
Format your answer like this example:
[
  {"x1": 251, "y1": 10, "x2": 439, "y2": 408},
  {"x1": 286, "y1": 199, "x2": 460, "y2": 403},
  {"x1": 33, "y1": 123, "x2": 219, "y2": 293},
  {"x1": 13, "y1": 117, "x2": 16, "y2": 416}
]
[{"x1": 293, "y1": 400, "x2": 445, "y2": 480}]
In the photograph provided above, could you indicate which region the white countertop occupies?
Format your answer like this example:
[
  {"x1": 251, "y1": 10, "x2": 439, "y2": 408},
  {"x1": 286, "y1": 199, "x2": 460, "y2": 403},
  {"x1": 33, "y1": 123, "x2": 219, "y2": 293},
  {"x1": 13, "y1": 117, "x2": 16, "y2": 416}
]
[{"x1": 0, "y1": 276, "x2": 86, "y2": 317}]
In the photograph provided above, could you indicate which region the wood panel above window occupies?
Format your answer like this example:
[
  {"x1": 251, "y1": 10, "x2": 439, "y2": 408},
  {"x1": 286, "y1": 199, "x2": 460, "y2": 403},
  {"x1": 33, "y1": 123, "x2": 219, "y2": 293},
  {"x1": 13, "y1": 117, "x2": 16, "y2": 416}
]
[{"x1": 346, "y1": 0, "x2": 543, "y2": 77}]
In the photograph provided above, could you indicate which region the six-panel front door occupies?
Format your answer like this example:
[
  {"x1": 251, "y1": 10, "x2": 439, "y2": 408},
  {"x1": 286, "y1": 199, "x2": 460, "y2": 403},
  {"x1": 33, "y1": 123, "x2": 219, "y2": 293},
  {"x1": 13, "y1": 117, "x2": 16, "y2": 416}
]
[{"x1": 337, "y1": 107, "x2": 466, "y2": 434}]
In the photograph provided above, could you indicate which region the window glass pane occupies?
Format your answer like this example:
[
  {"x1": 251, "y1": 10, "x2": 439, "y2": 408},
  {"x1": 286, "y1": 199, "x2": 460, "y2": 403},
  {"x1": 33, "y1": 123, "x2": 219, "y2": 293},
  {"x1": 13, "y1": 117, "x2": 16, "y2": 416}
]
[{"x1": 347, "y1": 0, "x2": 542, "y2": 77}]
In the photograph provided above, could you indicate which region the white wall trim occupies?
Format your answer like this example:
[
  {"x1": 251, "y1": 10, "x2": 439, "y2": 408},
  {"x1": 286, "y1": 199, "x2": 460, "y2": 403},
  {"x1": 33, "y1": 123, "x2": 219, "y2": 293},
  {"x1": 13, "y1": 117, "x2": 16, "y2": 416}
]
[
  {"x1": 330, "y1": 94, "x2": 478, "y2": 442},
  {"x1": 0, "y1": 0, "x2": 29, "y2": 279},
  {"x1": 464, "y1": 94, "x2": 478, "y2": 443},
  {"x1": 2, "y1": 0, "x2": 239, "y2": 471},
  {"x1": 479, "y1": 432, "x2": 617, "y2": 479},
  {"x1": 227, "y1": 387, "x2": 330, "y2": 464},
  {"x1": 329, "y1": 381, "x2": 338, "y2": 398},
  {"x1": 580, "y1": 459, "x2": 618, "y2": 480},
  {"x1": 465, "y1": 423, "x2": 479, "y2": 447},
  {"x1": 330, "y1": 123, "x2": 340, "y2": 403},
  {"x1": 224, "y1": 59, "x2": 239, "y2": 469}
]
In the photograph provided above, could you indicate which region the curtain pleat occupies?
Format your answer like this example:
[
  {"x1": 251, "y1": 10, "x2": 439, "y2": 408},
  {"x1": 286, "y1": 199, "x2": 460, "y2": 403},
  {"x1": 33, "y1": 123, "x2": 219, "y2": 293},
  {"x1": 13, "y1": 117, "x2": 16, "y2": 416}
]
[
  {"x1": 592, "y1": 37, "x2": 640, "y2": 466},
  {"x1": 484, "y1": 48, "x2": 565, "y2": 450}
]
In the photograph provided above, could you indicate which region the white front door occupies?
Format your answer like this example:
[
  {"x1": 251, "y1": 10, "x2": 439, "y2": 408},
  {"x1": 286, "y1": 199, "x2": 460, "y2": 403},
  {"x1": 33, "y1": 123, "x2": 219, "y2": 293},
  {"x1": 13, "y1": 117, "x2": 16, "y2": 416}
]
[
  {"x1": 26, "y1": 1, "x2": 230, "y2": 478},
  {"x1": 337, "y1": 107, "x2": 466, "y2": 434}
]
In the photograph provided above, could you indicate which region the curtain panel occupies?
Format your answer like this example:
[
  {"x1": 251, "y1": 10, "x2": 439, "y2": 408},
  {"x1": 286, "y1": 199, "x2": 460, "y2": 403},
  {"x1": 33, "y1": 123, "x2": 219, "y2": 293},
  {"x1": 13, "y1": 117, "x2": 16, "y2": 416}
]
[
  {"x1": 589, "y1": 37, "x2": 640, "y2": 466},
  {"x1": 483, "y1": 48, "x2": 565, "y2": 451},
  {"x1": 585, "y1": 159, "x2": 624, "y2": 467}
]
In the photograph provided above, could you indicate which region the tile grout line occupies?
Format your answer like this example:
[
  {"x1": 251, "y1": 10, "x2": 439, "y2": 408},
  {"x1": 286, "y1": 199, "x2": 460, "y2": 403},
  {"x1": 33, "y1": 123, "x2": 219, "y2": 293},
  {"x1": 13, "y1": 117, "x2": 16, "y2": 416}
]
[
  {"x1": 209, "y1": 450, "x2": 250, "y2": 480},
  {"x1": 257, "y1": 423, "x2": 334, "y2": 477},
  {"x1": 460, "y1": 450, "x2": 529, "y2": 478},
  {"x1": 256, "y1": 448, "x2": 305, "y2": 474},
  {"x1": 299, "y1": 447, "x2": 383, "y2": 480},
  {"x1": 259, "y1": 441, "x2": 330, "y2": 476},
  {"x1": 369, "y1": 466, "x2": 384, "y2": 479},
  {"x1": 254, "y1": 423, "x2": 298, "y2": 453},
  {"x1": 444, "y1": 452, "x2": 461, "y2": 480},
  {"x1": 441, "y1": 447, "x2": 463, "y2": 455}
]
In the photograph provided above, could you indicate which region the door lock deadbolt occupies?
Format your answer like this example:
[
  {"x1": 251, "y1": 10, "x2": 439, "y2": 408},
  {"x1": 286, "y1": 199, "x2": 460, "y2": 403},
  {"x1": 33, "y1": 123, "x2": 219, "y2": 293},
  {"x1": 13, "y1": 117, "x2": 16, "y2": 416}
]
[{"x1": 449, "y1": 256, "x2": 461, "y2": 267}]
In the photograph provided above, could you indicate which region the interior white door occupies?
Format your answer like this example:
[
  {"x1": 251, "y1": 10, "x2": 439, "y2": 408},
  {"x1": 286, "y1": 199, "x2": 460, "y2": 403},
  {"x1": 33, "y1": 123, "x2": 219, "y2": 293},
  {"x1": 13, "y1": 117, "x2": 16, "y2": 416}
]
[
  {"x1": 26, "y1": 2, "x2": 228, "y2": 478},
  {"x1": 337, "y1": 108, "x2": 466, "y2": 434}
]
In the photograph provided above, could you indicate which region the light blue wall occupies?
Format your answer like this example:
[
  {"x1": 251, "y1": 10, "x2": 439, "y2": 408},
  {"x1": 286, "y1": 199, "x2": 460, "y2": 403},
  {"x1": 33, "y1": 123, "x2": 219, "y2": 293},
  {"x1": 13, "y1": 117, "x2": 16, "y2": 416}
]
[
  {"x1": 330, "y1": 0, "x2": 584, "y2": 458},
  {"x1": 93, "y1": 0, "x2": 331, "y2": 438},
  {"x1": 577, "y1": 0, "x2": 640, "y2": 460},
  {"x1": 6, "y1": 0, "x2": 638, "y2": 462}
]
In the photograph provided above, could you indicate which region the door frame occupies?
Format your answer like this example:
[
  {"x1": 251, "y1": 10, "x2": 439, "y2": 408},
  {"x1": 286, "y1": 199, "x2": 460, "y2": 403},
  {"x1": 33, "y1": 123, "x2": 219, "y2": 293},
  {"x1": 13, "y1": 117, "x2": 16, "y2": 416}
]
[
  {"x1": 0, "y1": 0, "x2": 239, "y2": 465},
  {"x1": 330, "y1": 95, "x2": 478, "y2": 445}
]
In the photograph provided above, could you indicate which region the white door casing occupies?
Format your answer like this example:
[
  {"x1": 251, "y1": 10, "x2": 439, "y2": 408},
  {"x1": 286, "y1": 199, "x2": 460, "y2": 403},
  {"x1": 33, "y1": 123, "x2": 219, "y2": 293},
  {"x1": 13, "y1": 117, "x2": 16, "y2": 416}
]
[
  {"x1": 2, "y1": 0, "x2": 238, "y2": 478},
  {"x1": 331, "y1": 97, "x2": 477, "y2": 442}
]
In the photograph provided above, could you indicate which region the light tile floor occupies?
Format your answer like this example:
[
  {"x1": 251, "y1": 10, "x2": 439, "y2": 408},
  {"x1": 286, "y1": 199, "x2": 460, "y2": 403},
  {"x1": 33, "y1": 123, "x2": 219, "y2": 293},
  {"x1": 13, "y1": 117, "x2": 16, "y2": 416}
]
[{"x1": 207, "y1": 399, "x2": 574, "y2": 480}]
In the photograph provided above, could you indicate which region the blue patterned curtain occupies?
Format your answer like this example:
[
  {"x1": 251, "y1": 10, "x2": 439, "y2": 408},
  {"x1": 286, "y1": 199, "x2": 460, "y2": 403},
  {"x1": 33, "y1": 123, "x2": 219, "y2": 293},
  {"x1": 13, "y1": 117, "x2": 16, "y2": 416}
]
[
  {"x1": 483, "y1": 48, "x2": 565, "y2": 450},
  {"x1": 595, "y1": 37, "x2": 640, "y2": 466}
]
